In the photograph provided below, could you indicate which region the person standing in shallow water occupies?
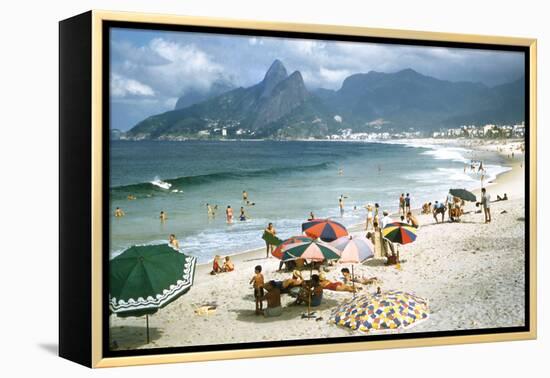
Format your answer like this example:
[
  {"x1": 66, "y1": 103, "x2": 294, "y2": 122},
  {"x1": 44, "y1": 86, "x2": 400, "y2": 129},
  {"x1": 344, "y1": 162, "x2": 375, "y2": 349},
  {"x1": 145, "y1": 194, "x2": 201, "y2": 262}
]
[
  {"x1": 242, "y1": 190, "x2": 248, "y2": 203},
  {"x1": 226, "y1": 205, "x2": 233, "y2": 224},
  {"x1": 405, "y1": 193, "x2": 411, "y2": 214},
  {"x1": 481, "y1": 188, "x2": 492, "y2": 223},
  {"x1": 399, "y1": 194, "x2": 405, "y2": 215}
]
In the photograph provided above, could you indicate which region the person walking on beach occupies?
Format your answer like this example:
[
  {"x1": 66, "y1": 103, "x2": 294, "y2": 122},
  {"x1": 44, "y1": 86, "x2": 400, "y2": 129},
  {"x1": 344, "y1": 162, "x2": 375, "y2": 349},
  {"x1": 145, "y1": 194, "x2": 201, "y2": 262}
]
[
  {"x1": 264, "y1": 223, "x2": 277, "y2": 257},
  {"x1": 399, "y1": 194, "x2": 405, "y2": 215},
  {"x1": 433, "y1": 201, "x2": 446, "y2": 223},
  {"x1": 405, "y1": 193, "x2": 411, "y2": 213},
  {"x1": 365, "y1": 204, "x2": 374, "y2": 231},
  {"x1": 481, "y1": 188, "x2": 492, "y2": 223},
  {"x1": 168, "y1": 234, "x2": 180, "y2": 250},
  {"x1": 339, "y1": 195, "x2": 345, "y2": 216},
  {"x1": 249, "y1": 265, "x2": 265, "y2": 315},
  {"x1": 226, "y1": 205, "x2": 233, "y2": 224}
]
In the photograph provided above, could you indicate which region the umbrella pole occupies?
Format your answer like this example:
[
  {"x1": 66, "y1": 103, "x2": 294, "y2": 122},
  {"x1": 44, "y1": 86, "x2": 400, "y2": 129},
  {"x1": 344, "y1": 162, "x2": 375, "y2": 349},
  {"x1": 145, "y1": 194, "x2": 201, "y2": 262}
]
[
  {"x1": 146, "y1": 314, "x2": 150, "y2": 344},
  {"x1": 352, "y1": 265, "x2": 356, "y2": 299},
  {"x1": 308, "y1": 265, "x2": 313, "y2": 319}
]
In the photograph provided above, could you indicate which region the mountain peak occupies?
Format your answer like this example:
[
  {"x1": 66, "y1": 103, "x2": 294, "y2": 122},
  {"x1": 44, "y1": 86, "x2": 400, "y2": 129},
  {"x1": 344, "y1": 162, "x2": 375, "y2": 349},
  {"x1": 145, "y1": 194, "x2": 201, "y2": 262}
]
[{"x1": 260, "y1": 60, "x2": 288, "y2": 98}]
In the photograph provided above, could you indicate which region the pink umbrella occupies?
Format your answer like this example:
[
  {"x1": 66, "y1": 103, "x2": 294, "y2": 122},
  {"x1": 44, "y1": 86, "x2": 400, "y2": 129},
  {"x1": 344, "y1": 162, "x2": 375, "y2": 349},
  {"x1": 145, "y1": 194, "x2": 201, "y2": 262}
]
[{"x1": 331, "y1": 235, "x2": 375, "y2": 296}]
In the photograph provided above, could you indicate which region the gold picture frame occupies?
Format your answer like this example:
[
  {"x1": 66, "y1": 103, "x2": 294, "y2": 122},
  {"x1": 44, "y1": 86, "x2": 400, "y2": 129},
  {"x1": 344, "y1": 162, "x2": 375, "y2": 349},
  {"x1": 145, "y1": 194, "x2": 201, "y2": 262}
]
[{"x1": 59, "y1": 10, "x2": 537, "y2": 368}]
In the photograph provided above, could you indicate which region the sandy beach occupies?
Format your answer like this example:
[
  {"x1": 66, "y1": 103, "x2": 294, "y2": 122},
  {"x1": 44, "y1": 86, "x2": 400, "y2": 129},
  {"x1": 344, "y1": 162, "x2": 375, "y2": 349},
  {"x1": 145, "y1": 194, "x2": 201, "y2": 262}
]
[{"x1": 110, "y1": 139, "x2": 526, "y2": 350}]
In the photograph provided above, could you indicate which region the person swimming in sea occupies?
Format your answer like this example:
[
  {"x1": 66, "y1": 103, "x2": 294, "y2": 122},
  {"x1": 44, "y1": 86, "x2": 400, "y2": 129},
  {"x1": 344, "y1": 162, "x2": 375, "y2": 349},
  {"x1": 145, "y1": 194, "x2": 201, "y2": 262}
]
[
  {"x1": 114, "y1": 207, "x2": 125, "y2": 217},
  {"x1": 242, "y1": 190, "x2": 248, "y2": 203},
  {"x1": 168, "y1": 234, "x2": 180, "y2": 250},
  {"x1": 226, "y1": 205, "x2": 233, "y2": 224},
  {"x1": 159, "y1": 211, "x2": 167, "y2": 222},
  {"x1": 239, "y1": 207, "x2": 247, "y2": 221}
]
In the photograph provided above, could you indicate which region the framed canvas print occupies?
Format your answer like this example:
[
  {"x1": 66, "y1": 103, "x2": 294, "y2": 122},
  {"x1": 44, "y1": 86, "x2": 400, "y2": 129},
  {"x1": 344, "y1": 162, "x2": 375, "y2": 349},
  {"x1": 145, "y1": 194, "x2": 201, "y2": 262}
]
[{"x1": 59, "y1": 10, "x2": 537, "y2": 368}]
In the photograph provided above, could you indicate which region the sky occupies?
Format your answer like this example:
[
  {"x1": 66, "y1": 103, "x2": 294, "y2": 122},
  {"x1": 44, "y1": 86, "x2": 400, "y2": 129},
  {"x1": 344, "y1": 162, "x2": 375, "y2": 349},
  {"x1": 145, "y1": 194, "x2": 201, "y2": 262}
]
[{"x1": 110, "y1": 27, "x2": 525, "y2": 131}]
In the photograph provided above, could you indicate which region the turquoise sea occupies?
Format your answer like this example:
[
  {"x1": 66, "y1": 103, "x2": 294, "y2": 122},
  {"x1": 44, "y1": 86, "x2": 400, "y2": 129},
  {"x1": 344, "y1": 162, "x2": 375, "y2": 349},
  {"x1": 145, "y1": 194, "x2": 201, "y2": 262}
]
[{"x1": 109, "y1": 140, "x2": 510, "y2": 263}]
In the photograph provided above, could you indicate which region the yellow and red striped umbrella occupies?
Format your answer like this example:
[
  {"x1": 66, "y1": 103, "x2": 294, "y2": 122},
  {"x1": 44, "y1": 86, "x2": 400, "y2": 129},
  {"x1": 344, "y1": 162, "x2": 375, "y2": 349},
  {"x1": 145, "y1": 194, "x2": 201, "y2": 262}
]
[{"x1": 382, "y1": 222, "x2": 417, "y2": 245}]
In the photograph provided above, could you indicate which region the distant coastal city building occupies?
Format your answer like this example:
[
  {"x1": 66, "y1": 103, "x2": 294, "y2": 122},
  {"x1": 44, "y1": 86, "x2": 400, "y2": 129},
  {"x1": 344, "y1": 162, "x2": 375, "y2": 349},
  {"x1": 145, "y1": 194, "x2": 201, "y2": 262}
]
[{"x1": 432, "y1": 122, "x2": 525, "y2": 139}]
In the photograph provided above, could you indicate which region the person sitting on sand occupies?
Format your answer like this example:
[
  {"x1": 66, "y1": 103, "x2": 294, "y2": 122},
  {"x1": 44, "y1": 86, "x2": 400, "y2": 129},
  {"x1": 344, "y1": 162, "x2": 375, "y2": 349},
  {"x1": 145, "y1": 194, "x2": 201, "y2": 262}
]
[
  {"x1": 159, "y1": 211, "x2": 167, "y2": 222},
  {"x1": 282, "y1": 270, "x2": 303, "y2": 289},
  {"x1": 222, "y1": 256, "x2": 234, "y2": 272},
  {"x1": 295, "y1": 274, "x2": 323, "y2": 306},
  {"x1": 433, "y1": 201, "x2": 446, "y2": 223},
  {"x1": 114, "y1": 207, "x2": 125, "y2": 217},
  {"x1": 341, "y1": 268, "x2": 378, "y2": 285},
  {"x1": 406, "y1": 211, "x2": 420, "y2": 228},
  {"x1": 260, "y1": 281, "x2": 282, "y2": 317},
  {"x1": 210, "y1": 255, "x2": 223, "y2": 275},
  {"x1": 249, "y1": 265, "x2": 264, "y2": 315},
  {"x1": 318, "y1": 272, "x2": 359, "y2": 292},
  {"x1": 496, "y1": 193, "x2": 509, "y2": 201},
  {"x1": 168, "y1": 234, "x2": 180, "y2": 250}
]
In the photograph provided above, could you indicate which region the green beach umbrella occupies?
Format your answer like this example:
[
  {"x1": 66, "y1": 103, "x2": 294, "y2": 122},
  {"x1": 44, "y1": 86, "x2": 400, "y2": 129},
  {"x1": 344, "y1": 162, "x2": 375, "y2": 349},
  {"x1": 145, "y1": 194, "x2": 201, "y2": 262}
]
[
  {"x1": 109, "y1": 244, "x2": 197, "y2": 343},
  {"x1": 449, "y1": 188, "x2": 477, "y2": 202}
]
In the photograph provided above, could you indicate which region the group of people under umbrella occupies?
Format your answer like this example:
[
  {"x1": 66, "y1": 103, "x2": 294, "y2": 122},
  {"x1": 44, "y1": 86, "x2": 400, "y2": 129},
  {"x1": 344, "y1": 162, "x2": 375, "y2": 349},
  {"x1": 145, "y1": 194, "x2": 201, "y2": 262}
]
[
  {"x1": 111, "y1": 195, "x2": 494, "y2": 344},
  {"x1": 261, "y1": 216, "x2": 426, "y2": 331}
]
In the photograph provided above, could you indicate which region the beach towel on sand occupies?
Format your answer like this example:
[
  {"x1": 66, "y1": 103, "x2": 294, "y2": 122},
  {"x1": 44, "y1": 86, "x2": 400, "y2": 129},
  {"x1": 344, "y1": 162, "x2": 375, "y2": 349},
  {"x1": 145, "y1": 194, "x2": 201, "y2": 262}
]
[{"x1": 262, "y1": 231, "x2": 283, "y2": 246}]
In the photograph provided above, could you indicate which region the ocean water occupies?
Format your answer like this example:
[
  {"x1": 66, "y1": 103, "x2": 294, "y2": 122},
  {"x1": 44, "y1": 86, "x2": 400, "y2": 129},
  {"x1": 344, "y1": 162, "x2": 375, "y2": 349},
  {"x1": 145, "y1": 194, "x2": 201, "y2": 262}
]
[{"x1": 109, "y1": 140, "x2": 510, "y2": 263}]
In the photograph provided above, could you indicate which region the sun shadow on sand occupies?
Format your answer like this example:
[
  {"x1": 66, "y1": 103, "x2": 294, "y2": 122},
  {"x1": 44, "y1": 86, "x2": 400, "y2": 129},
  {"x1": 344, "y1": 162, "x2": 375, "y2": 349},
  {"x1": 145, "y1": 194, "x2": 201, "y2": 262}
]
[
  {"x1": 109, "y1": 326, "x2": 163, "y2": 350},
  {"x1": 231, "y1": 298, "x2": 340, "y2": 323},
  {"x1": 364, "y1": 259, "x2": 387, "y2": 267}
]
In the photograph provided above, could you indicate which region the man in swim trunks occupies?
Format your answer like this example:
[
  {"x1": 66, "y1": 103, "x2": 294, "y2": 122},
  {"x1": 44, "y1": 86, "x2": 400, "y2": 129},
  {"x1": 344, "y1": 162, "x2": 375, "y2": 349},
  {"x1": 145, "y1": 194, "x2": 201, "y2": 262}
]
[
  {"x1": 433, "y1": 201, "x2": 446, "y2": 223},
  {"x1": 114, "y1": 207, "x2": 124, "y2": 217},
  {"x1": 242, "y1": 190, "x2": 248, "y2": 203},
  {"x1": 249, "y1": 265, "x2": 264, "y2": 315},
  {"x1": 399, "y1": 193, "x2": 405, "y2": 215}
]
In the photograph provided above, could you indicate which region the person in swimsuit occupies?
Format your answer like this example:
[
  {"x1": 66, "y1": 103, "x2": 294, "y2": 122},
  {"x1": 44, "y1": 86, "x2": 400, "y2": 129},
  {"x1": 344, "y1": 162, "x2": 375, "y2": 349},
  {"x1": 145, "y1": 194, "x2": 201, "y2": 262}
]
[
  {"x1": 341, "y1": 268, "x2": 377, "y2": 285},
  {"x1": 319, "y1": 272, "x2": 358, "y2": 292},
  {"x1": 339, "y1": 196, "x2": 345, "y2": 216},
  {"x1": 114, "y1": 207, "x2": 125, "y2": 217},
  {"x1": 249, "y1": 265, "x2": 264, "y2": 315},
  {"x1": 481, "y1": 188, "x2": 492, "y2": 223},
  {"x1": 405, "y1": 193, "x2": 411, "y2": 213},
  {"x1": 168, "y1": 234, "x2": 180, "y2": 250},
  {"x1": 239, "y1": 207, "x2": 247, "y2": 221},
  {"x1": 308, "y1": 212, "x2": 315, "y2": 221},
  {"x1": 406, "y1": 211, "x2": 420, "y2": 228},
  {"x1": 399, "y1": 194, "x2": 405, "y2": 215},
  {"x1": 222, "y1": 256, "x2": 234, "y2": 272},
  {"x1": 159, "y1": 211, "x2": 167, "y2": 223},
  {"x1": 433, "y1": 201, "x2": 446, "y2": 223},
  {"x1": 282, "y1": 270, "x2": 303, "y2": 290},
  {"x1": 210, "y1": 255, "x2": 223, "y2": 275},
  {"x1": 242, "y1": 190, "x2": 248, "y2": 203},
  {"x1": 365, "y1": 204, "x2": 374, "y2": 231},
  {"x1": 264, "y1": 222, "x2": 276, "y2": 257},
  {"x1": 261, "y1": 281, "x2": 282, "y2": 317},
  {"x1": 226, "y1": 205, "x2": 233, "y2": 224}
]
